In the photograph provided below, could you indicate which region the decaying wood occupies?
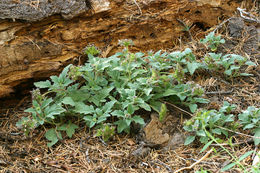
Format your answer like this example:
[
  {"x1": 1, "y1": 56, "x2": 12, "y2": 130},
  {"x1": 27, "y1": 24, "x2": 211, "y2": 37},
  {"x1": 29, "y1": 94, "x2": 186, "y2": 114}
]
[{"x1": 0, "y1": 0, "x2": 250, "y2": 97}]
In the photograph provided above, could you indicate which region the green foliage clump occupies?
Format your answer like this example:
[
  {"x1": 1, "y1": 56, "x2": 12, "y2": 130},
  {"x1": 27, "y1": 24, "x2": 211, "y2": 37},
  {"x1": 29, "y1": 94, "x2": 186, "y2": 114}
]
[
  {"x1": 239, "y1": 106, "x2": 260, "y2": 145},
  {"x1": 17, "y1": 40, "x2": 208, "y2": 146},
  {"x1": 200, "y1": 31, "x2": 225, "y2": 51},
  {"x1": 203, "y1": 53, "x2": 256, "y2": 77},
  {"x1": 16, "y1": 32, "x2": 256, "y2": 147},
  {"x1": 183, "y1": 101, "x2": 237, "y2": 145},
  {"x1": 184, "y1": 101, "x2": 260, "y2": 146}
]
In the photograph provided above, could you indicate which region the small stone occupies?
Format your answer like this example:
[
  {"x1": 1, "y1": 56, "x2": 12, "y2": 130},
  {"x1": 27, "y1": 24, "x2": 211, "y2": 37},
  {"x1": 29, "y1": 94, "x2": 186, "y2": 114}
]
[
  {"x1": 164, "y1": 132, "x2": 185, "y2": 150},
  {"x1": 228, "y1": 18, "x2": 245, "y2": 38}
]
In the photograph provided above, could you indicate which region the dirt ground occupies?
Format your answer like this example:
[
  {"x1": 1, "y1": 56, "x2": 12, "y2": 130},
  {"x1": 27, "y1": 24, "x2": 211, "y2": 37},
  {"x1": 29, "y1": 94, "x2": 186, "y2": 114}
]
[{"x1": 0, "y1": 10, "x2": 260, "y2": 173}]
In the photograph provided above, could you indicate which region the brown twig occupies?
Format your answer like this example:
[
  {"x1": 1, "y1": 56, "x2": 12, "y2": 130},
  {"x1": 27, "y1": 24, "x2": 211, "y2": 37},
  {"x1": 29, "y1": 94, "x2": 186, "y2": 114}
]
[
  {"x1": 163, "y1": 101, "x2": 194, "y2": 117},
  {"x1": 237, "y1": 8, "x2": 260, "y2": 23},
  {"x1": 133, "y1": 0, "x2": 142, "y2": 15},
  {"x1": 205, "y1": 89, "x2": 233, "y2": 95},
  {"x1": 213, "y1": 17, "x2": 235, "y2": 33},
  {"x1": 174, "y1": 149, "x2": 213, "y2": 173},
  {"x1": 152, "y1": 160, "x2": 173, "y2": 173},
  {"x1": 216, "y1": 126, "x2": 260, "y2": 139}
]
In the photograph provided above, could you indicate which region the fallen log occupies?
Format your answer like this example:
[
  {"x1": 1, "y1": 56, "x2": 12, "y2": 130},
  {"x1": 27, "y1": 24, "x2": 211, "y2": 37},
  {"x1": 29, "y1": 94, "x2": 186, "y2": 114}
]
[{"x1": 0, "y1": 0, "x2": 252, "y2": 97}]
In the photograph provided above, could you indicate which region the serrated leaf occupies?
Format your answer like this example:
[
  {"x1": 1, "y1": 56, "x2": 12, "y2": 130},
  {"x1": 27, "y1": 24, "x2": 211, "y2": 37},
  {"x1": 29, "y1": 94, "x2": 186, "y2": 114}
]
[
  {"x1": 115, "y1": 120, "x2": 128, "y2": 133},
  {"x1": 44, "y1": 104, "x2": 65, "y2": 119},
  {"x1": 63, "y1": 78, "x2": 73, "y2": 87},
  {"x1": 224, "y1": 114, "x2": 234, "y2": 122},
  {"x1": 125, "y1": 119, "x2": 132, "y2": 126},
  {"x1": 163, "y1": 89, "x2": 178, "y2": 97},
  {"x1": 41, "y1": 98, "x2": 53, "y2": 108},
  {"x1": 177, "y1": 93, "x2": 186, "y2": 101},
  {"x1": 66, "y1": 122, "x2": 78, "y2": 138},
  {"x1": 59, "y1": 64, "x2": 72, "y2": 80},
  {"x1": 95, "y1": 108, "x2": 103, "y2": 116},
  {"x1": 74, "y1": 102, "x2": 95, "y2": 114},
  {"x1": 132, "y1": 116, "x2": 145, "y2": 125},
  {"x1": 50, "y1": 76, "x2": 59, "y2": 84},
  {"x1": 83, "y1": 115, "x2": 93, "y2": 122},
  {"x1": 45, "y1": 128, "x2": 60, "y2": 147},
  {"x1": 184, "y1": 136, "x2": 195, "y2": 145},
  {"x1": 187, "y1": 62, "x2": 200, "y2": 75},
  {"x1": 113, "y1": 66, "x2": 125, "y2": 71},
  {"x1": 144, "y1": 88, "x2": 153, "y2": 96},
  {"x1": 34, "y1": 80, "x2": 51, "y2": 88},
  {"x1": 62, "y1": 97, "x2": 75, "y2": 106},
  {"x1": 103, "y1": 100, "x2": 116, "y2": 113},
  {"x1": 89, "y1": 121, "x2": 96, "y2": 128},
  {"x1": 111, "y1": 110, "x2": 125, "y2": 118},
  {"x1": 24, "y1": 107, "x2": 37, "y2": 114},
  {"x1": 140, "y1": 102, "x2": 151, "y2": 111}
]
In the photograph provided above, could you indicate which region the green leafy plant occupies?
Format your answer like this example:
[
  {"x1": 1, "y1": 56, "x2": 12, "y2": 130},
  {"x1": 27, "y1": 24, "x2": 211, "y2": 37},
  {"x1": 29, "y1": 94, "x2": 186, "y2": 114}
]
[
  {"x1": 204, "y1": 53, "x2": 256, "y2": 77},
  {"x1": 167, "y1": 48, "x2": 203, "y2": 80},
  {"x1": 221, "y1": 150, "x2": 254, "y2": 172},
  {"x1": 200, "y1": 31, "x2": 225, "y2": 51},
  {"x1": 17, "y1": 40, "x2": 208, "y2": 146},
  {"x1": 84, "y1": 45, "x2": 100, "y2": 56},
  {"x1": 239, "y1": 106, "x2": 260, "y2": 145},
  {"x1": 96, "y1": 124, "x2": 115, "y2": 142},
  {"x1": 183, "y1": 101, "x2": 237, "y2": 145}
]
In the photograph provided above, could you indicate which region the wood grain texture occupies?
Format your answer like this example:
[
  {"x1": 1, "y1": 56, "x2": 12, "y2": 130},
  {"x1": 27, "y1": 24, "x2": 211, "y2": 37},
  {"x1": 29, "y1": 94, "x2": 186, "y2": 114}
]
[{"x1": 0, "y1": 0, "x2": 247, "y2": 97}]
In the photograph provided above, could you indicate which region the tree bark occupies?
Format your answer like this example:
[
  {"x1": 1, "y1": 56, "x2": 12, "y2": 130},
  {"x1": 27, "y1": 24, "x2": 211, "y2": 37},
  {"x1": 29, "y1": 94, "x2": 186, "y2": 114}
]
[{"x1": 0, "y1": 0, "x2": 250, "y2": 97}]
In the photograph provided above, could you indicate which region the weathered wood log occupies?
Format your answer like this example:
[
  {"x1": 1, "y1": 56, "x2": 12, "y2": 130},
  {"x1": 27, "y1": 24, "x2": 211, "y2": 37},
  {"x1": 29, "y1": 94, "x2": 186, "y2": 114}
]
[{"x1": 0, "y1": 0, "x2": 252, "y2": 97}]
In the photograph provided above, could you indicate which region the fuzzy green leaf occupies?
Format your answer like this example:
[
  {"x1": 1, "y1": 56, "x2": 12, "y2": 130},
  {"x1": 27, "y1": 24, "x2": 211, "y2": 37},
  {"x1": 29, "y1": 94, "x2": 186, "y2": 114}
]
[
  {"x1": 34, "y1": 80, "x2": 51, "y2": 88},
  {"x1": 184, "y1": 136, "x2": 195, "y2": 145},
  {"x1": 187, "y1": 62, "x2": 200, "y2": 75},
  {"x1": 115, "y1": 120, "x2": 128, "y2": 133},
  {"x1": 189, "y1": 104, "x2": 197, "y2": 113},
  {"x1": 74, "y1": 103, "x2": 95, "y2": 114},
  {"x1": 66, "y1": 122, "x2": 78, "y2": 138},
  {"x1": 127, "y1": 104, "x2": 135, "y2": 115},
  {"x1": 131, "y1": 116, "x2": 145, "y2": 125},
  {"x1": 45, "y1": 128, "x2": 61, "y2": 147},
  {"x1": 62, "y1": 97, "x2": 75, "y2": 106}
]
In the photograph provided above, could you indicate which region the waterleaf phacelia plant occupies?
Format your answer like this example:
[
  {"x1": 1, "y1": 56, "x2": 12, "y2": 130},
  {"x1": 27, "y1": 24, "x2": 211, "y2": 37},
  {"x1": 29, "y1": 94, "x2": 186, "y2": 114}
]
[
  {"x1": 203, "y1": 53, "x2": 256, "y2": 77},
  {"x1": 238, "y1": 106, "x2": 260, "y2": 145},
  {"x1": 200, "y1": 31, "x2": 225, "y2": 51},
  {"x1": 17, "y1": 40, "x2": 209, "y2": 146},
  {"x1": 183, "y1": 101, "x2": 237, "y2": 145},
  {"x1": 17, "y1": 32, "x2": 256, "y2": 147}
]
